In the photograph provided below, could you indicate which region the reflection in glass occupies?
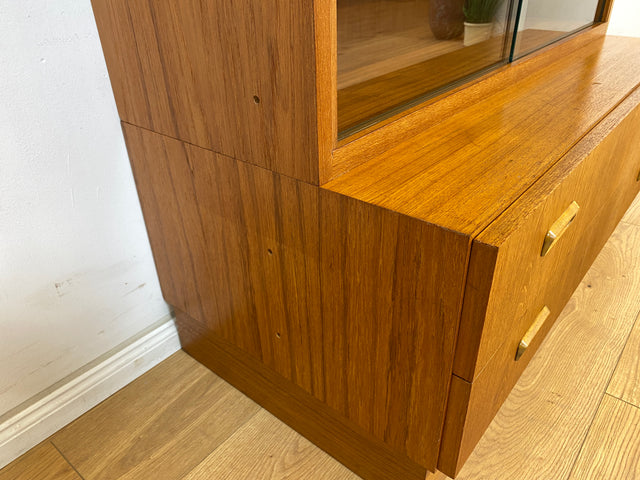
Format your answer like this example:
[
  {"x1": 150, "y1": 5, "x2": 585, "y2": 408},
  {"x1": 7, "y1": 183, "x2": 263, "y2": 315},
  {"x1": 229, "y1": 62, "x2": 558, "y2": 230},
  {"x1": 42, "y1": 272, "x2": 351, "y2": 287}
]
[
  {"x1": 337, "y1": 0, "x2": 516, "y2": 137},
  {"x1": 511, "y1": 0, "x2": 601, "y2": 59}
]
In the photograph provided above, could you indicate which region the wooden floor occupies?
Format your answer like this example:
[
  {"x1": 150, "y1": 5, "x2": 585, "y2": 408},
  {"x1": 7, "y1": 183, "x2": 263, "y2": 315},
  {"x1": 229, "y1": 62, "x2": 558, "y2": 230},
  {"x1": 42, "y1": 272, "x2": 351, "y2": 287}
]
[{"x1": 4, "y1": 198, "x2": 640, "y2": 480}]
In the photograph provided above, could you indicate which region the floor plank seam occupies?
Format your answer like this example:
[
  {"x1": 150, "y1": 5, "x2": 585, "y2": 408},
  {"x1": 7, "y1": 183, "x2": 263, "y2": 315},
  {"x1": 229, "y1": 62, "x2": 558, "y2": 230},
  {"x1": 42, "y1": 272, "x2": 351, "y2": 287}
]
[
  {"x1": 177, "y1": 407, "x2": 263, "y2": 480},
  {"x1": 603, "y1": 392, "x2": 640, "y2": 410},
  {"x1": 603, "y1": 309, "x2": 640, "y2": 395},
  {"x1": 563, "y1": 306, "x2": 640, "y2": 480},
  {"x1": 49, "y1": 441, "x2": 86, "y2": 480},
  {"x1": 563, "y1": 387, "x2": 610, "y2": 480}
]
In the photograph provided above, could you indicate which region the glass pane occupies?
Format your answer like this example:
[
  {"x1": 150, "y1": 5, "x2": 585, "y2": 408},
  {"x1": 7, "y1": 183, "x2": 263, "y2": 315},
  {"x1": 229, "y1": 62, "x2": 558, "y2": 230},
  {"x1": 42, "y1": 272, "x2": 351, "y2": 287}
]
[
  {"x1": 511, "y1": 0, "x2": 601, "y2": 59},
  {"x1": 337, "y1": 0, "x2": 517, "y2": 138}
]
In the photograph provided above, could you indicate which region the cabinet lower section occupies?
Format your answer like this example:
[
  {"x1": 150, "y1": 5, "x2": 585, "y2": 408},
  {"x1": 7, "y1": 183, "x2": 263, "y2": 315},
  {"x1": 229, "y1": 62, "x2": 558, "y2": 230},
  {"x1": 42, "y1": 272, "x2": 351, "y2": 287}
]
[
  {"x1": 123, "y1": 86, "x2": 640, "y2": 479},
  {"x1": 123, "y1": 122, "x2": 469, "y2": 477}
]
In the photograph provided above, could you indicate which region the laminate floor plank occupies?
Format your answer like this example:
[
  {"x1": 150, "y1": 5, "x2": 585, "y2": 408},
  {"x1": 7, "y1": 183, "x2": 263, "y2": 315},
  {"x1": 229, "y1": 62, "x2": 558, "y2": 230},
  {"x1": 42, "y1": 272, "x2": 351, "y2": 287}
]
[
  {"x1": 0, "y1": 442, "x2": 80, "y2": 480},
  {"x1": 452, "y1": 221, "x2": 640, "y2": 480},
  {"x1": 567, "y1": 394, "x2": 640, "y2": 480},
  {"x1": 51, "y1": 351, "x2": 261, "y2": 480},
  {"x1": 180, "y1": 409, "x2": 361, "y2": 480},
  {"x1": 607, "y1": 313, "x2": 640, "y2": 407}
]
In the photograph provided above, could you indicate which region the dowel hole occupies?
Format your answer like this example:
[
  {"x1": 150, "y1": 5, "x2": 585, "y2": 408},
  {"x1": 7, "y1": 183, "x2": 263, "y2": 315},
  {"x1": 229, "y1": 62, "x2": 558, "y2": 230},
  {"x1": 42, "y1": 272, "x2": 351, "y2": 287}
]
[
  {"x1": 276, "y1": 332, "x2": 281, "y2": 339},
  {"x1": 267, "y1": 248, "x2": 273, "y2": 255},
  {"x1": 253, "y1": 95, "x2": 260, "y2": 104}
]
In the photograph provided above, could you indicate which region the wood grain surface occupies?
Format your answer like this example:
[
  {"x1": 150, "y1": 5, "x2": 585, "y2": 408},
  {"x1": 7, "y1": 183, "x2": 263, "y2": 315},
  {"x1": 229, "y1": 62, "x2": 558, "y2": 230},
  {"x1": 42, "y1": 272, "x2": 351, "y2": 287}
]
[
  {"x1": 91, "y1": 0, "x2": 323, "y2": 184},
  {"x1": 0, "y1": 443, "x2": 80, "y2": 480},
  {"x1": 181, "y1": 410, "x2": 362, "y2": 480},
  {"x1": 50, "y1": 352, "x2": 261, "y2": 480},
  {"x1": 607, "y1": 316, "x2": 640, "y2": 408},
  {"x1": 330, "y1": 23, "x2": 608, "y2": 179},
  {"x1": 315, "y1": 0, "x2": 338, "y2": 183},
  {"x1": 328, "y1": 35, "x2": 640, "y2": 233},
  {"x1": 568, "y1": 394, "x2": 640, "y2": 480},
  {"x1": 123, "y1": 123, "x2": 470, "y2": 473},
  {"x1": 451, "y1": 221, "x2": 640, "y2": 479},
  {"x1": 438, "y1": 90, "x2": 640, "y2": 475},
  {"x1": 455, "y1": 88, "x2": 640, "y2": 382}
]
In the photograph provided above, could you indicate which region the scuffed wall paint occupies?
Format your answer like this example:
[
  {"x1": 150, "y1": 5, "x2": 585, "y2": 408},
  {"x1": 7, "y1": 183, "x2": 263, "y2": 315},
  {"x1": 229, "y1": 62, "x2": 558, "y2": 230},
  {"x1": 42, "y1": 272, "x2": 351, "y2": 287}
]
[{"x1": 0, "y1": 1, "x2": 171, "y2": 414}]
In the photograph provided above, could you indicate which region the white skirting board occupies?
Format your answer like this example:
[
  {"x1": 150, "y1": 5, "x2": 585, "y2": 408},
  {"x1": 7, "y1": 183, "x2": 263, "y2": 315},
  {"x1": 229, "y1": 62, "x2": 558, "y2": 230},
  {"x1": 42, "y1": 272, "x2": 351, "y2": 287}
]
[{"x1": 0, "y1": 318, "x2": 181, "y2": 469}]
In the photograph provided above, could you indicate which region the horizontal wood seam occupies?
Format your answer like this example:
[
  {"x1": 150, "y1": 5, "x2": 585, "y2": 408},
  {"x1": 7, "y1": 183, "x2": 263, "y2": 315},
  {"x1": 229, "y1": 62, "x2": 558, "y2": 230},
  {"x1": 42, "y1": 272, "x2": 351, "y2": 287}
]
[{"x1": 120, "y1": 121, "x2": 321, "y2": 187}]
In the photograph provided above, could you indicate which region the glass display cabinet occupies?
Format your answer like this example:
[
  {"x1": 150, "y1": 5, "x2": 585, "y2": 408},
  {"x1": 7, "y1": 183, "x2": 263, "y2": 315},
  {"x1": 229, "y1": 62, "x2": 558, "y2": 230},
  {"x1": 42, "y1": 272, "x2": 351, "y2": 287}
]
[
  {"x1": 338, "y1": 0, "x2": 608, "y2": 136},
  {"x1": 91, "y1": 0, "x2": 640, "y2": 478}
]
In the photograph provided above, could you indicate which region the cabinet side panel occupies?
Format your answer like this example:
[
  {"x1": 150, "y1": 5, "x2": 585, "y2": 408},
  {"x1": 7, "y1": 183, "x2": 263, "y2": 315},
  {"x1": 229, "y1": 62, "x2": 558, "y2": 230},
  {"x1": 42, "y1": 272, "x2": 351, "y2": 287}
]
[
  {"x1": 92, "y1": 0, "x2": 320, "y2": 184},
  {"x1": 124, "y1": 123, "x2": 470, "y2": 473},
  {"x1": 319, "y1": 190, "x2": 470, "y2": 468},
  {"x1": 123, "y1": 123, "x2": 323, "y2": 366}
]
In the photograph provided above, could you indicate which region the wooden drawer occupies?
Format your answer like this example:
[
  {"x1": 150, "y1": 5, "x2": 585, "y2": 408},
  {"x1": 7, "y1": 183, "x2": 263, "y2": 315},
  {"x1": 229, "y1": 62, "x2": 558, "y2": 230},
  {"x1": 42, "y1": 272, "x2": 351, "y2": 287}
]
[{"x1": 439, "y1": 88, "x2": 640, "y2": 477}]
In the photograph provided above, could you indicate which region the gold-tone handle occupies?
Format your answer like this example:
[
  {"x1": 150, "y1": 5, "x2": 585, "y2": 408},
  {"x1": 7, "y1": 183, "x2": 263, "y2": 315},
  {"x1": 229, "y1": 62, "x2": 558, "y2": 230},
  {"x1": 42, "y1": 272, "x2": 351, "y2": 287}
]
[
  {"x1": 516, "y1": 306, "x2": 551, "y2": 361},
  {"x1": 541, "y1": 201, "x2": 580, "y2": 257}
]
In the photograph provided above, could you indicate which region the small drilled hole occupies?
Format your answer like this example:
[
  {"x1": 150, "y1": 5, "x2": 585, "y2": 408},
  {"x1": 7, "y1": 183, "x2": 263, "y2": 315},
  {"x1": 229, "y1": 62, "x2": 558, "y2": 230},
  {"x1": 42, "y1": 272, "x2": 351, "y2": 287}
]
[
  {"x1": 276, "y1": 332, "x2": 281, "y2": 339},
  {"x1": 253, "y1": 95, "x2": 260, "y2": 104},
  {"x1": 267, "y1": 248, "x2": 273, "y2": 255}
]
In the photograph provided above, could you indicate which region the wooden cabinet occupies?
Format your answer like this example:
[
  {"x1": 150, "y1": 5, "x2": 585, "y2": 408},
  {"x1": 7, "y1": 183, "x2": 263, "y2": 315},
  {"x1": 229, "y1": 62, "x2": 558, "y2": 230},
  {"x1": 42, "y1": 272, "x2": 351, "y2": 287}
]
[
  {"x1": 92, "y1": 1, "x2": 640, "y2": 478},
  {"x1": 440, "y1": 89, "x2": 640, "y2": 474}
]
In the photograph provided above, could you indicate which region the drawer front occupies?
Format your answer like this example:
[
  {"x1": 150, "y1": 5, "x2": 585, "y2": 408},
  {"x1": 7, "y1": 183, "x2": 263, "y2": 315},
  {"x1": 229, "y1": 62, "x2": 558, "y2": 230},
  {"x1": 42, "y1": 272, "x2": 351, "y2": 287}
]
[
  {"x1": 439, "y1": 90, "x2": 640, "y2": 477},
  {"x1": 455, "y1": 89, "x2": 640, "y2": 382}
]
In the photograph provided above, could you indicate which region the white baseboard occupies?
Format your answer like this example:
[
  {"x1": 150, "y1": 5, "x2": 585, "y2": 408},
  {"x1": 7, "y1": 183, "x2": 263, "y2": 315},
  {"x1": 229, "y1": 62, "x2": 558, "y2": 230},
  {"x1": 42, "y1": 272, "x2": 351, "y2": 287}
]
[{"x1": 0, "y1": 318, "x2": 181, "y2": 469}]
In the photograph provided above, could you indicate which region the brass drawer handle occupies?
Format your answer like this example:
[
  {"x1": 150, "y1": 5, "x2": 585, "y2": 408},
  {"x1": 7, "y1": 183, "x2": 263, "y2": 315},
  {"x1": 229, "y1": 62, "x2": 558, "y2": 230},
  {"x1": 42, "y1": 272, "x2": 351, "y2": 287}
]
[
  {"x1": 541, "y1": 201, "x2": 580, "y2": 257},
  {"x1": 516, "y1": 306, "x2": 551, "y2": 361}
]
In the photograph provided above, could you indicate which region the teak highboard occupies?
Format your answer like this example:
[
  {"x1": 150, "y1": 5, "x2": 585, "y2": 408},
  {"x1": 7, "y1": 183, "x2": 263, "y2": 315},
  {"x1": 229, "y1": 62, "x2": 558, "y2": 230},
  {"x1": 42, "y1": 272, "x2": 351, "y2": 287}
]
[{"x1": 92, "y1": 1, "x2": 640, "y2": 478}]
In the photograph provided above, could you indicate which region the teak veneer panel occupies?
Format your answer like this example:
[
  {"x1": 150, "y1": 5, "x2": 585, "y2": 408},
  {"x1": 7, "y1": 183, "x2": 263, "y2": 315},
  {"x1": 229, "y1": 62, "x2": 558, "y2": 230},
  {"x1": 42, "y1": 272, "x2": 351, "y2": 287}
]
[
  {"x1": 327, "y1": 36, "x2": 640, "y2": 234},
  {"x1": 455, "y1": 87, "x2": 640, "y2": 382},
  {"x1": 123, "y1": 123, "x2": 469, "y2": 473},
  {"x1": 92, "y1": 0, "x2": 323, "y2": 184},
  {"x1": 438, "y1": 88, "x2": 640, "y2": 476},
  {"x1": 452, "y1": 222, "x2": 640, "y2": 480}
]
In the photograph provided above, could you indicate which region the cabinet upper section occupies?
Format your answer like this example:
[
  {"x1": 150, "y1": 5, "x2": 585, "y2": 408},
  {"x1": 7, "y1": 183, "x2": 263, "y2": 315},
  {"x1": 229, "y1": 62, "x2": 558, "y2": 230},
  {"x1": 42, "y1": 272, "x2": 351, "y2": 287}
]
[
  {"x1": 92, "y1": 0, "x2": 324, "y2": 184},
  {"x1": 93, "y1": 0, "x2": 614, "y2": 186}
]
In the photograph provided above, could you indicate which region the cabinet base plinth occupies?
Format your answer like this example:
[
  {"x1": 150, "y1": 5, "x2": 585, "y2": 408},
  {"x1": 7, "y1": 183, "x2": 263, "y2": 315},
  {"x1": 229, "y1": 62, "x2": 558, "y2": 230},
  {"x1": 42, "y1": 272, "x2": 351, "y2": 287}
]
[{"x1": 174, "y1": 309, "x2": 430, "y2": 480}]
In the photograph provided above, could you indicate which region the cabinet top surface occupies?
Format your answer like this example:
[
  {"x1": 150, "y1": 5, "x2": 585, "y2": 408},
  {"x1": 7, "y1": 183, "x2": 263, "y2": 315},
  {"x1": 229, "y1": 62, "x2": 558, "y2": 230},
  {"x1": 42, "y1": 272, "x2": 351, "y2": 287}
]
[{"x1": 324, "y1": 35, "x2": 640, "y2": 237}]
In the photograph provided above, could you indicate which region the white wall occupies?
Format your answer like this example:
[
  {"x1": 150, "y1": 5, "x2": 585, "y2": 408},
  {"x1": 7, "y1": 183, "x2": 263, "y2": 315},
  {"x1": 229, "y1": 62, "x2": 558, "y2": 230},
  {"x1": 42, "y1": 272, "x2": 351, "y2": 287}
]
[
  {"x1": 608, "y1": 0, "x2": 640, "y2": 37},
  {"x1": 0, "y1": 1, "x2": 173, "y2": 418}
]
